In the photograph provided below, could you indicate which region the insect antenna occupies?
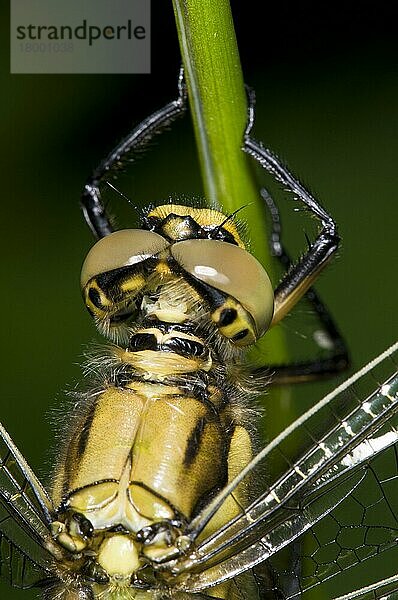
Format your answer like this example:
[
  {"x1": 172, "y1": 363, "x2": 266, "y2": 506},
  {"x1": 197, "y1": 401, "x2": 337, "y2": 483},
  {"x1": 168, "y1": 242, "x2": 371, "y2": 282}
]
[{"x1": 105, "y1": 180, "x2": 141, "y2": 217}]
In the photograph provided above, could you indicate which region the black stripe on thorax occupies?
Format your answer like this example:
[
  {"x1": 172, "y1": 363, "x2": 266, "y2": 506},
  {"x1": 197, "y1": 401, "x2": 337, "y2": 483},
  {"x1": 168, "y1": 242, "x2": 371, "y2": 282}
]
[
  {"x1": 183, "y1": 416, "x2": 206, "y2": 468},
  {"x1": 129, "y1": 331, "x2": 209, "y2": 361},
  {"x1": 141, "y1": 319, "x2": 200, "y2": 335}
]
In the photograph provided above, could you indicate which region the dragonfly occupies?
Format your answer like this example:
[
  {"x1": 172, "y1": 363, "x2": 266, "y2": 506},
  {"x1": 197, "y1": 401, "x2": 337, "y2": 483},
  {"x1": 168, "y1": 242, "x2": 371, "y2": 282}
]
[{"x1": 1, "y1": 71, "x2": 396, "y2": 599}]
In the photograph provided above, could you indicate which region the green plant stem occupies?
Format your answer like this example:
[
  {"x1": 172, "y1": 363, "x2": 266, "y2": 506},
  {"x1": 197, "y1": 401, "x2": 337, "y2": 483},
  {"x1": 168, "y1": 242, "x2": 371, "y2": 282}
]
[{"x1": 172, "y1": 0, "x2": 289, "y2": 371}]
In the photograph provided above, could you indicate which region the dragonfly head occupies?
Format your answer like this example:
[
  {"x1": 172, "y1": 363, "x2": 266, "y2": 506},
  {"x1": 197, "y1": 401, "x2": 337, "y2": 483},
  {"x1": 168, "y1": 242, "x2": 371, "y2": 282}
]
[{"x1": 80, "y1": 204, "x2": 274, "y2": 347}]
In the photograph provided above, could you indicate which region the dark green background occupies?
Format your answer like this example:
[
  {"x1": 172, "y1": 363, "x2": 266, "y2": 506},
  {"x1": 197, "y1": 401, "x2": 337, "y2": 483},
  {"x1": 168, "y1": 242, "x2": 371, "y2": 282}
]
[{"x1": 1, "y1": 2, "x2": 397, "y2": 598}]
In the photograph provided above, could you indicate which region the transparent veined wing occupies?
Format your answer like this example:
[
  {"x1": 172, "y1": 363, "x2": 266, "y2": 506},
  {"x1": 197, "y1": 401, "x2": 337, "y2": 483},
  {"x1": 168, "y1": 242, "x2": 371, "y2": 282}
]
[
  {"x1": 165, "y1": 341, "x2": 398, "y2": 596},
  {"x1": 265, "y1": 437, "x2": 398, "y2": 598},
  {"x1": 333, "y1": 572, "x2": 398, "y2": 599},
  {"x1": 0, "y1": 422, "x2": 59, "y2": 589}
]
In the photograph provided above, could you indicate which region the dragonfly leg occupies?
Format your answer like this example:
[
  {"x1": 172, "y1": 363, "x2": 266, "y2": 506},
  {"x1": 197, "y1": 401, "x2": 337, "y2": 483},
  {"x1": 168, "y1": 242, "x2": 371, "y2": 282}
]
[
  {"x1": 243, "y1": 90, "x2": 349, "y2": 381},
  {"x1": 244, "y1": 97, "x2": 338, "y2": 326},
  {"x1": 254, "y1": 190, "x2": 349, "y2": 383},
  {"x1": 81, "y1": 67, "x2": 187, "y2": 238}
]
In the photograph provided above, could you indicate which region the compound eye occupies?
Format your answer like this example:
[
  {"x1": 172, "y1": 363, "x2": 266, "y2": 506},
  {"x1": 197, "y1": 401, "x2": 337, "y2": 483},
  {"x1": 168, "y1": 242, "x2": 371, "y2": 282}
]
[
  {"x1": 80, "y1": 229, "x2": 169, "y2": 288},
  {"x1": 171, "y1": 239, "x2": 274, "y2": 344}
]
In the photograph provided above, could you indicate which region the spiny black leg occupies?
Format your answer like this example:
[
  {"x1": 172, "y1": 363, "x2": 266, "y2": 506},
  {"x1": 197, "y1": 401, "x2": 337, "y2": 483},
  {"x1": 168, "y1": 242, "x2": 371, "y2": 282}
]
[
  {"x1": 81, "y1": 68, "x2": 187, "y2": 239},
  {"x1": 243, "y1": 91, "x2": 348, "y2": 382},
  {"x1": 243, "y1": 88, "x2": 340, "y2": 327},
  {"x1": 254, "y1": 190, "x2": 349, "y2": 383}
]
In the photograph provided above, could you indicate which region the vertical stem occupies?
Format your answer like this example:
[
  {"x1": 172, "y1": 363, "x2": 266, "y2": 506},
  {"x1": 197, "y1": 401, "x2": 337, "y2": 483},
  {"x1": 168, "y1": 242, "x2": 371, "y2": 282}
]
[{"x1": 172, "y1": 0, "x2": 289, "y2": 371}]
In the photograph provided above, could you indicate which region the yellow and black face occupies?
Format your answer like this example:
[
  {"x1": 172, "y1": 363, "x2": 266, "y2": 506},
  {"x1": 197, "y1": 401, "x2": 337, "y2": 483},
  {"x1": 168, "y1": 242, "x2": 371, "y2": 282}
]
[{"x1": 80, "y1": 204, "x2": 274, "y2": 348}]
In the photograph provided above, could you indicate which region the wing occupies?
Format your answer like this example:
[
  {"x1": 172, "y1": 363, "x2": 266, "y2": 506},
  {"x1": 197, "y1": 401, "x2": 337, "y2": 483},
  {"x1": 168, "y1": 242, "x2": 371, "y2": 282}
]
[
  {"x1": 332, "y1": 572, "x2": 398, "y2": 600},
  {"x1": 264, "y1": 439, "x2": 398, "y2": 598},
  {"x1": 0, "y1": 421, "x2": 59, "y2": 588},
  {"x1": 165, "y1": 341, "x2": 398, "y2": 595}
]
